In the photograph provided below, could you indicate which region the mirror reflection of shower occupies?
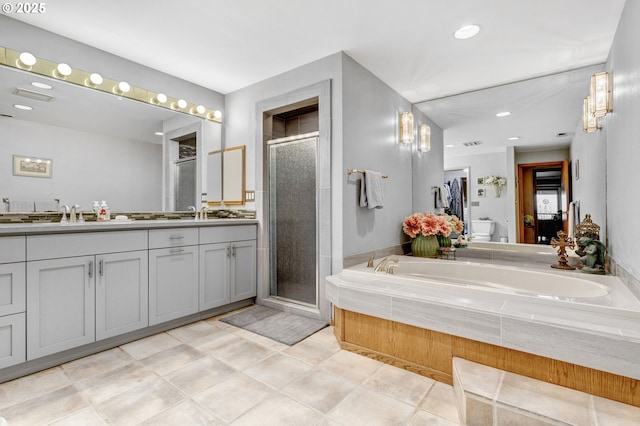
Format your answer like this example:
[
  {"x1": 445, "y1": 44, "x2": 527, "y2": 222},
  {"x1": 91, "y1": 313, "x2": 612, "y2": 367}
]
[{"x1": 172, "y1": 132, "x2": 197, "y2": 211}]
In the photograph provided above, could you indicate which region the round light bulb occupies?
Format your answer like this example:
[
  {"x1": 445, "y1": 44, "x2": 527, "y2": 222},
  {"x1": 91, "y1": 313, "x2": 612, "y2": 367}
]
[
  {"x1": 213, "y1": 110, "x2": 222, "y2": 119},
  {"x1": 177, "y1": 99, "x2": 187, "y2": 109},
  {"x1": 89, "y1": 73, "x2": 103, "y2": 86},
  {"x1": 56, "y1": 63, "x2": 72, "y2": 77},
  {"x1": 156, "y1": 93, "x2": 167, "y2": 104},
  {"x1": 118, "y1": 81, "x2": 131, "y2": 93},
  {"x1": 454, "y1": 24, "x2": 480, "y2": 40},
  {"x1": 196, "y1": 105, "x2": 206, "y2": 114},
  {"x1": 18, "y1": 52, "x2": 36, "y2": 67}
]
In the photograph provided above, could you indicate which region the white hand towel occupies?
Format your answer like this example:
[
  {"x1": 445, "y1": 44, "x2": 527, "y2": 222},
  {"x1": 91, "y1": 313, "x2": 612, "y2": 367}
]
[{"x1": 360, "y1": 170, "x2": 384, "y2": 209}]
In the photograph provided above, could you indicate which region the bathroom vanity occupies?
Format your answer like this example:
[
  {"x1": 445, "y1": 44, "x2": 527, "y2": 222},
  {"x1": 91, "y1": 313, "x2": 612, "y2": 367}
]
[{"x1": 0, "y1": 219, "x2": 257, "y2": 382}]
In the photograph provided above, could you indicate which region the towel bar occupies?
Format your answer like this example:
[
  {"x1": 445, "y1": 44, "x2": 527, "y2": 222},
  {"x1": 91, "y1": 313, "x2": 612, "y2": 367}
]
[{"x1": 347, "y1": 169, "x2": 388, "y2": 179}]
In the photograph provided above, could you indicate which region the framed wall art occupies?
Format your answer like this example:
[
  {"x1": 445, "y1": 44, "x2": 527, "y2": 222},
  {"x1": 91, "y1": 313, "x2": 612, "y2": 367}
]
[{"x1": 13, "y1": 155, "x2": 53, "y2": 178}]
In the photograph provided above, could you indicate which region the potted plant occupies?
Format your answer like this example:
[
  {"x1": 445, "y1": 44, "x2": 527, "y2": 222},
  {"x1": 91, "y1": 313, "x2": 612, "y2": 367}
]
[
  {"x1": 524, "y1": 214, "x2": 534, "y2": 227},
  {"x1": 403, "y1": 213, "x2": 464, "y2": 257},
  {"x1": 484, "y1": 176, "x2": 507, "y2": 196}
]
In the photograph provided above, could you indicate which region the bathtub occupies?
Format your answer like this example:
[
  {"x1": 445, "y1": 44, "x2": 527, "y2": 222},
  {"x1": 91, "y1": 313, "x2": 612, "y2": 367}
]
[
  {"x1": 345, "y1": 255, "x2": 609, "y2": 300},
  {"x1": 326, "y1": 255, "x2": 640, "y2": 381}
]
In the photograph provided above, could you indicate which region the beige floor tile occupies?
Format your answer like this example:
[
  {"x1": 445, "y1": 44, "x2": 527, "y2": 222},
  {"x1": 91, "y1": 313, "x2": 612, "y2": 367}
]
[
  {"x1": 314, "y1": 418, "x2": 346, "y2": 426},
  {"x1": 232, "y1": 392, "x2": 323, "y2": 426},
  {"x1": 283, "y1": 337, "x2": 341, "y2": 365},
  {"x1": 138, "y1": 399, "x2": 224, "y2": 425},
  {"x1": 407, "y1": 410, "x2": 461, "y2": 425},
  {"x1": 120, "y1": 332, "x2": 182, "y2": 360},
  {"x1": 0, "y1": 367, "x2": 72, "y2": 410},
  {"x1": 363, "y1": 364, "x2": 436, "y2": 406},
  {"x1": 327, "y1": 387, "x2": 415, "y2": 426},
  {"x1": 95, "y1": 378, "x2": 184, "y2": 425},
  {"x1": 281, "y1": 368, "x2": 357, "y2": 414},
  {"x1": 163, "y1": 356, "x2": 236, "y2": 396},
  {"x1": 75, "y1": 362, "x2": 156, "y2": 404},
  {"x1": 233, "y1": 327, "x2": 291, "y2": 351},
  {"x1": 308, "y1": 325, "x2": 339, "y2": 343},
  {"x1": 498, "y1": 372, "x2": 591, "y2": 425},
  {"x1": 421, "y1": 382, "x2": 462, "y2": 424},
  {"x1": 192, "y1": 373, "x2": 274, "y2": 423},
  {"x1": 62, "y1": 348, "x2": 133, "y2": 382},
  {"x1": 1, "y1": 385, "x2": 88, "y2": 426},
  {"x1": 208, "y1": 338, "x2": 276, "y2": 370},
  {"x1": 319, "y1": 350, "x2": 384, "y2": 384},
  {"x1": 166, "y1": 320, "x2": 223, "y2": 343},
  {"x1": 189, "y1": 329, "x2": 245, "y2": 353},
  {"x1": 49, "y1": 407, "x2": 108, "y2": 425},
  {"x1": 593, "y1": 395, "x2": 640, "y2": 425},
  {"x1": 139, "y1": 343, "x2": 207, "y2": 375},
  {"x1": 244, "y1": 353, "x2": 313, "y2": 389}
]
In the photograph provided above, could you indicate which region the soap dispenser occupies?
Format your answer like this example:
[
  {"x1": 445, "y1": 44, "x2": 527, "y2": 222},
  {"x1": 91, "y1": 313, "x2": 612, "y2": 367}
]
[
  {"x1": 98, "y1": 200, "x2": 109, "y2": 222},
  {"x1": 92, "y1": 201, "x2": 100, "y2": 214}
]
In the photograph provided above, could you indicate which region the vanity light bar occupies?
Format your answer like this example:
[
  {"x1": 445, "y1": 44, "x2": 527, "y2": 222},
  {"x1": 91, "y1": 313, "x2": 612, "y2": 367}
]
[{"x1": 0, "y1": 46, "x2": 222, "y2": 123}]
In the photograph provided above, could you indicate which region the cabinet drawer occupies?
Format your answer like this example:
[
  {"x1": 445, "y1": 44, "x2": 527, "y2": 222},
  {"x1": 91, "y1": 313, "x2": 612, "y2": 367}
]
[
  {"x1": 27, "y1": 230, "x2": 148, "y2": 260},
  {"x1": 0, "y1": 236, "x2": 26, "y2": 264},
  {"x1": 0, "y1": 312, "x2": 26, "y2": 369},
  {"x1": 199, "y1": 225, "x2": 257, "y2": 245},
  {"x1": 149, "y1": 228, "x2": 198, "y2": 248},
  {"x1": 0, "y1": 262, "x2": 26, "y2": 316}
]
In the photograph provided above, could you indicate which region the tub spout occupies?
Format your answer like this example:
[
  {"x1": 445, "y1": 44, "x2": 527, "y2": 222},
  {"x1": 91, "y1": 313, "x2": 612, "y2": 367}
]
[{"x1": 374, "y1": 256, "x2": 398, "y2": 273}]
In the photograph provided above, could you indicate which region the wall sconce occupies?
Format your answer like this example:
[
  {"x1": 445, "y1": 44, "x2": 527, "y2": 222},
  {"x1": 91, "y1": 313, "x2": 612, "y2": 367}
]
[
  {"x1": 590, "y1": 72, "x2": 612, "y2": 117},
  {"x1": 583, "y1": 97, "x2": 599, "y2": 133},
  {"x1": 400, "y1": 112, "x2": 414, "y2": 144},
  {"x1": 419, "y1": 124, "x2": 431, "y2": 152}
]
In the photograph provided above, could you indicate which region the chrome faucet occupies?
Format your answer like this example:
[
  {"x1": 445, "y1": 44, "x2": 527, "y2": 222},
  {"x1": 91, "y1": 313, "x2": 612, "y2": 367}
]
[
  {"x1": 200, "y1": 206, "x2": 208, "y2": 220},
  {"x1": 187, "y1": 206, "x2": 197, "y2": 220},
  {"x1": 373, "y1": 256, "x2": 398, "y2": 273},
  {"x1": 60, "y1": 205, "x2": 69, "y2": 223},
  {"x1": 70, "y1": 204, "x2": 80, "y2": 223}
]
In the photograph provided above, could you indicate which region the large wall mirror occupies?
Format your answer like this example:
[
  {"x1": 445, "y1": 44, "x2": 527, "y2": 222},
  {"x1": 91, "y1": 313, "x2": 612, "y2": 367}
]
[
  {"x1": 0, "y1": 63, "x2": 221, "y2": 212},
  {"x1": 207, "y1": 145, "x2": 246, "y2": 206}
]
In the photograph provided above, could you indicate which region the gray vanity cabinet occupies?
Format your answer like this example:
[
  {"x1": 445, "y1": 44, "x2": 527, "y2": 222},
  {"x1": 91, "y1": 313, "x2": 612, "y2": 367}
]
[
  {"x1": 27, "y1": 255, "x2": 96, "y2": 360},
  {"x1": 148, "y1": 228, "x2": 199, "y2": 326},
  {"x1": 0, "y1": 236, "x2": 26, "y2": 369},
  {"x1": 96, "y1": 250, "x2": 148, "y2": 340},
  {"x1": 26, "y1": 231, "x2": 148, "y2": 360},
  {"x1": 199, "y1": 225, "x2": 256, "y2": 310}
]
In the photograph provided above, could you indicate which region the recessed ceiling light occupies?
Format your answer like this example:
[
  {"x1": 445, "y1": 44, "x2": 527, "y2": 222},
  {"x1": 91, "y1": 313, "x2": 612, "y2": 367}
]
[
  {"x1": 445, "y1": 144, "x2": 455, "y2": 148},
  {"x1": 14, "y1": 104, "x2": 33, "y2": 110},
  {"x1": 32, "y1": 82, "x2": 53, "y2": 90},
  {"x1": 496, "y1": 111, "x2": 511, "y2": 117},
  {"x1": 454, "y1": 24, "x2": 480, "y2": 40},
  {"x1": 155, "y1": 131, "x2": 163, "y2": 136},
  {"x1": 507, "y1": 136, "x2": 520, "y2": 141}
]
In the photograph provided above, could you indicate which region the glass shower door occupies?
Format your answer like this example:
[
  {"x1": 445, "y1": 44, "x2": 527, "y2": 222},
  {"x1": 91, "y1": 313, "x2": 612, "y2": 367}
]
[{"x1": 268, "y1": 135, "x2": 318, "y2": 306}]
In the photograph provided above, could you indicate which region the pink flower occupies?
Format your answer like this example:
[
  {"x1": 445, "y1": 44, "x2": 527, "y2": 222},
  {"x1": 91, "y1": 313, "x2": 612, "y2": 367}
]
[{"x1": 402, "y1": 212, "x2": 462, "y2": 238}]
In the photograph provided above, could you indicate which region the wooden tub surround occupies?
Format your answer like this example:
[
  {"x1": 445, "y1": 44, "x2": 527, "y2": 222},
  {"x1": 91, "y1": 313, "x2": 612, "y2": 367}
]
[{"x1": 333, "y1": 307, "x2": 640, "y2": 407}]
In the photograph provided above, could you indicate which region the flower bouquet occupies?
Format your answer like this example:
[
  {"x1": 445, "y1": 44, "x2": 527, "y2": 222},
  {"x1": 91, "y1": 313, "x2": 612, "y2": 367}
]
[{"x1": 402, "y1": 213, "x2": 464, "y2": 257}]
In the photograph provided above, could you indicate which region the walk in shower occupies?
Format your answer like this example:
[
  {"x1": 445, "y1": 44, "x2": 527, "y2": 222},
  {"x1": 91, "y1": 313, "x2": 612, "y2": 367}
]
[{"x1": 268, "y1": 132, "x2": 318, "y2": 306}]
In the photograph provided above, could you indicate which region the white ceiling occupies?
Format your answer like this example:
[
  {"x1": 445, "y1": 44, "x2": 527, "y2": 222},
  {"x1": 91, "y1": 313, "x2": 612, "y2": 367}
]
[{"x1": 8, "y1": 0, "x2": 627, "y2": 153}]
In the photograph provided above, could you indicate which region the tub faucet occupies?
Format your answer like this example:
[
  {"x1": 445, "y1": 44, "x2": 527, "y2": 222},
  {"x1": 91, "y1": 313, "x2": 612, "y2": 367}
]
[{"x1": 374, "y1": 256, "x2": 398, "y2": 273}]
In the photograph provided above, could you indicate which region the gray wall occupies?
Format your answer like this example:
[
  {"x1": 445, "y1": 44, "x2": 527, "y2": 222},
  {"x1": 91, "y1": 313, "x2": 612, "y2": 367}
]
[
  {"x1": 605, "y1": 0, "x2": 640, "y2": 281},
  {"x1": 570, "y1": 122, "x2": 607, "y2": 241}
]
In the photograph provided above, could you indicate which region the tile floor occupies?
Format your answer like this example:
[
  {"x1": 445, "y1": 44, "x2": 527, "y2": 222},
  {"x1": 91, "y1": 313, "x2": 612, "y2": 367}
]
[{"x1": 0, "y1": 309, "x2": 461, "y2": 425}]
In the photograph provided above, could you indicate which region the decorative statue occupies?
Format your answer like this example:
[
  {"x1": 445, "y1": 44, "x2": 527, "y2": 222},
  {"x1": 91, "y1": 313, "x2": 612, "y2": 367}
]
[
  {"x1": 575, "y1": 214, "x2": 601, "y2": 256},
  {"x1": 550, "y1": 230, "x2": 576, "y2": 270},
  {"x1": 579, "y1": 237, "x2": 607, "y2": 274}
]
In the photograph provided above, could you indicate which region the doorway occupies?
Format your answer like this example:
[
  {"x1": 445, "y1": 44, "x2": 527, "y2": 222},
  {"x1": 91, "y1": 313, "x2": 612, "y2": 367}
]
[
  {"x1": 517, "y1": 160, "x2": 570, "y2": 244},
  {"x1": 444, "y1": 168, "x2": 469, "y2": 237}
]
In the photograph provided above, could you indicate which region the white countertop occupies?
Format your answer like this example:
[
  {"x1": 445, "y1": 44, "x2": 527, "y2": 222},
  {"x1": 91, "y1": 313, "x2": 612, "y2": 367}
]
[{"x1": 0, "y1": 218, "x2": 258, "y2": 235}]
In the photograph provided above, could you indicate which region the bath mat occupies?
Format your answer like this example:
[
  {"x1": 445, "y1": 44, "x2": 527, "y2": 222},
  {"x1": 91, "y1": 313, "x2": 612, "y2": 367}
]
[{"x1": 220, "y1": 305, "x2": 328, "y2": 346}]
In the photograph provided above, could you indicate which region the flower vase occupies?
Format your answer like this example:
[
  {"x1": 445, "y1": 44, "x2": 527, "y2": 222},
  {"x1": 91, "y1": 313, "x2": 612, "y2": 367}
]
[
  {"x1": 437, "y1": 235, "x2": 452, "y2": 248},
  {"x1": 492, "y1": 185, "x2": 501, "y2": 197},
  {"x1": 411, "y1": 235, "x2": 439, "y2": 258}
]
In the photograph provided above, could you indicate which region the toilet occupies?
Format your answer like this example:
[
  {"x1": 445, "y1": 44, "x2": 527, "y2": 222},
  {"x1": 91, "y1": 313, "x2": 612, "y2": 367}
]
[{"x1": 471, "y1": 220, "x2": 495, "y2": 242}]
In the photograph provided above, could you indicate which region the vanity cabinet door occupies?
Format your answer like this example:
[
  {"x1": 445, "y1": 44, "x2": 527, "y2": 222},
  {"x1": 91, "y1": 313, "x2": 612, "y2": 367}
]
[
  {"x1": 27, "y1": 256, "x2": 95, "y2": 360},
  {"x1": 0, "y1": 313, "x2": 26, "y2": 369},
  {"x1": 199, "y1": 243, "x2": 231, "y2": 311},
  {"x1": 230, "y1": 239, "x2": 256, "y2": 302},
  {"x1": 149, "y1": 246, "x2": 198, "y2": 326},
  {"x1": 96, "y1": 250, "x2": 148, "y2": 340},
  {"x1": 0, "y1": 262, "x2": 25, "y2": 317}
]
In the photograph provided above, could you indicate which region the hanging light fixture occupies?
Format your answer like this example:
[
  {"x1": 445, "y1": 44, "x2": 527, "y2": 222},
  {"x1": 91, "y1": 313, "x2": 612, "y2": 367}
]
[
  {"x1": 419, "y1": 124, "x2": 431, "y2": 152},
  {"x1": 583, "y1": 97, "x2": 598, "y2": 133},
  {"x1": 399, "y1": 112, "x2": 414, "y2": 144},
  {"x1": 589, "y1": 72, "x2": 612, "y2": 117}
]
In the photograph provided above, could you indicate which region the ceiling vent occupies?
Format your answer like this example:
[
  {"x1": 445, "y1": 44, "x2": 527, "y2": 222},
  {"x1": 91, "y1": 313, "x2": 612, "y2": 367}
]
[
  {"x1": 13, "y1": 87, "x2": 55, "y2": 102},
  {"x1": 462, "y1": 140, "x2": 483, "y2": 147}
]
